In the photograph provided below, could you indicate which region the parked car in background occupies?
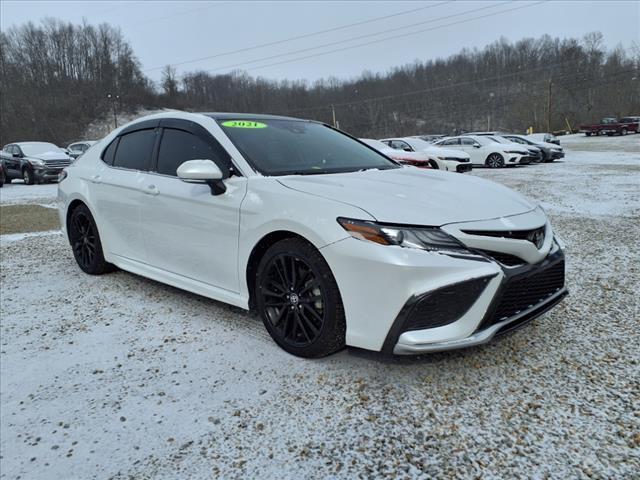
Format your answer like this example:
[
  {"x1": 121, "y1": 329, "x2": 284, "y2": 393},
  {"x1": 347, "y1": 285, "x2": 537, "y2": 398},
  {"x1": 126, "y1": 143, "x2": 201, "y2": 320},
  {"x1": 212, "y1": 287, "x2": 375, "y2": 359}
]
[
  {"x1": 0, "y1": 142, "x2": 73, "y2": 184},
  {"x1": 501, "y1": 134, "x2": 564, "y2": 162},
  {"x1": 485, "y1": 135, "x2": 543, "y2": 163},
  {"x1": 58, "y1": 111, "x2": 566, "y2": 357},
  {"x1": 527, "y1": 133, "x2": 560, "y2": 145},
  {"x1": 66, "y1": 141, "x2": 96, "y2": 159},
  {"x1": 434, "y1": 135, "x2": 531, "y2": 168},
  {"x1": 379, "y1": 137, "x2": 472, "y2": 173},
  {"x1": 414, "y1": 134, "x2": 446, "y2": 143},
  {"x1": 578, "y1": 117, "x2": 639, "y2": 136},
  {"x1": 360, "y1": 138, "x2": 436, "y2": 170},
  {"x1": 0, "y1": 160, "x2": 5, "y2": 187}
]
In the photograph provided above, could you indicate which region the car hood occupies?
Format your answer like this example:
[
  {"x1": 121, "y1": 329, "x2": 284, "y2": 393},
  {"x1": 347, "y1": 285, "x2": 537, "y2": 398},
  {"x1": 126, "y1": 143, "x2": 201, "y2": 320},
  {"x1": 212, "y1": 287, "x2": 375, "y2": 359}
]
[
  {"x1": 27, "y1": 151, "x2": 71, "y2": 161},
  {"x1": 278, "y1": 167, "x2": 536, "y2": 225}
]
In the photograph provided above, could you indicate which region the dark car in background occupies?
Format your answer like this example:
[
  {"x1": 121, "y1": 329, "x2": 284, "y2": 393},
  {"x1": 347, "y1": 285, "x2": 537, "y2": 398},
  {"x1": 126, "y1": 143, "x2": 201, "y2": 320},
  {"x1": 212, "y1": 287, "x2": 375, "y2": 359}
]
[
  {"x1": 501, "y1": 134, "x2": 564, "y2": 162},
  {"x1": 0, "y1": 142, "x2": 73, "y2": 184}
]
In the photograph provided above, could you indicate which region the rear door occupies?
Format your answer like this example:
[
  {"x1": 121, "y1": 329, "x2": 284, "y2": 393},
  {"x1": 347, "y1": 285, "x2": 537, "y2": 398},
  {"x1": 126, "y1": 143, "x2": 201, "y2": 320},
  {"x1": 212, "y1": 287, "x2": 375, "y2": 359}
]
[
  {"x1": 458, "y1": 138, "x2": 483, "y2": 164},
  {"x1": 138, "y1": 119, "x2": 247, "y2": 292},
  {"x1": 91, "y1": 124, "x2": 159, "y2": 262}
]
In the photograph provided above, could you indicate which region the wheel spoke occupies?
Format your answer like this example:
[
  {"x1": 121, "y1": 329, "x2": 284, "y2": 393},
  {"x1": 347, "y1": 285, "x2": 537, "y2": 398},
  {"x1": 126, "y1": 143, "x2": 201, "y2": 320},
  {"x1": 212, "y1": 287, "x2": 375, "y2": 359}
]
[
  {"x1": 295, "y1": 310, "x2": 312, "y2": 343},
  {"x1": 298, "y1": 309, "x2": 320, "y2": 337}
]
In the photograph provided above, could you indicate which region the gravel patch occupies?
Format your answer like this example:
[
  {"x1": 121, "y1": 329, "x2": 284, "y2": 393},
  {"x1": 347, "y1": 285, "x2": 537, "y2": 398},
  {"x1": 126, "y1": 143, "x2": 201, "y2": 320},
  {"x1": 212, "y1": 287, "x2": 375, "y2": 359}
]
[
  {"x1": 0, "y1": 205, "x2": 60, "y2": 235},
  {"x1": 1, "y1": 142, "x2": 639, "y2": 479}
]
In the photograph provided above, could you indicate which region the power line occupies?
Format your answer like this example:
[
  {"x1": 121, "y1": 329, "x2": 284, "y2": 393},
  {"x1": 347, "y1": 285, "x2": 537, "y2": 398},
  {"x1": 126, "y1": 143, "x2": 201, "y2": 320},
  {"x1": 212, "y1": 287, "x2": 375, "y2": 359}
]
[
  {"x1": 143, "y1": 1, "x2": 453, "y2": 73},
  {"x1": 197, "y1": 1, "x2": 510, "y2": 74},
  {"x1": 229, "y1": 0, "x2": 547, "y2": 76}
]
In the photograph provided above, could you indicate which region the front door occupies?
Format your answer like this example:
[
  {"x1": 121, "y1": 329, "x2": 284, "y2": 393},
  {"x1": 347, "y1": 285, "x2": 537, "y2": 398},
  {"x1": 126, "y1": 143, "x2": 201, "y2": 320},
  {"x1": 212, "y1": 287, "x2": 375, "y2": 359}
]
[{"x1": 138, "y1": 124, "x2": 246, "y2": 292}]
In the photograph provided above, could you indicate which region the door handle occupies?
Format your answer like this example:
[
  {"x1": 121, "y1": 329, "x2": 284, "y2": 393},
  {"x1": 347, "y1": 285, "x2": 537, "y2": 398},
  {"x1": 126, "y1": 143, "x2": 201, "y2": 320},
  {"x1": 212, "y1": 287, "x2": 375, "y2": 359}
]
[
  {"x1": 89, "y1": 174, "x2": 102, "y2": 184},
  {"x1": 144, "y1": 184, "x2": 160, "y2": 196}
]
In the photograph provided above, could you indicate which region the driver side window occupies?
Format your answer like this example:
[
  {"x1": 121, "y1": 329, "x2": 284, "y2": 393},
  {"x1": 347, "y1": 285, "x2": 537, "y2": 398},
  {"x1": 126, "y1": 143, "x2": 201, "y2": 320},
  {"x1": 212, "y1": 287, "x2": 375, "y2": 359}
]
[{"x1": 155, "y1": 128, "x2": 231, "y2": 177}]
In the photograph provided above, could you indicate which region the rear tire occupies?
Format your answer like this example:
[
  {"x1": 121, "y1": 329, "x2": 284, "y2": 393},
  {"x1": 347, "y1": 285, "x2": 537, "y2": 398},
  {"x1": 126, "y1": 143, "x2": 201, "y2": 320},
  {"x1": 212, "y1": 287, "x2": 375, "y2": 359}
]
[
  {"x1": 68, "y1": 204, "x2": 115, "y2": 275},
  {"x1": 585, "y1": 132, "x2": 591, "y2": 137},
  {"x1": 22, "y1": 168, "x2": 35, "y2": 185},
  {"x1": 485, "y1": 153, "x2": 505, "y2": 168},
  {"x1": 255, "y1": 238, "x2": 346, "y2": 358},
  {"x1": 621, "y1": 128, "x2": 627, "y2": 136}
]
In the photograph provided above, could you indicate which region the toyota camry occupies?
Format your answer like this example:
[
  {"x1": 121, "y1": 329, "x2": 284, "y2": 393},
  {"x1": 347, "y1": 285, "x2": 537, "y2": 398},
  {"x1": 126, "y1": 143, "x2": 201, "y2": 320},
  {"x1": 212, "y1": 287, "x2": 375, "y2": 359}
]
[{"x1": 58, "y1": 112, "x2": 567, "y2": 357}]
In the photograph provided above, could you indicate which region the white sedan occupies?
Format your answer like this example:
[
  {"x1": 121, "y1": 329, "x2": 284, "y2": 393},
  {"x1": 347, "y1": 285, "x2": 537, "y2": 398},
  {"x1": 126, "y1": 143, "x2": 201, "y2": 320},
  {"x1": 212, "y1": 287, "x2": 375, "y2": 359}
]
[
  {"x1": 434, "y1": 135, "x2": 532, "y2": 168},
  {"x1": 360, "y1": 138, "x2": 470, "y2": 173},
  {"x1": 58, "y1": 111, "x2": 567, "y2": 357},
  {"x1": 379, "y1": 137, "x2": 472, "y2": 173}
]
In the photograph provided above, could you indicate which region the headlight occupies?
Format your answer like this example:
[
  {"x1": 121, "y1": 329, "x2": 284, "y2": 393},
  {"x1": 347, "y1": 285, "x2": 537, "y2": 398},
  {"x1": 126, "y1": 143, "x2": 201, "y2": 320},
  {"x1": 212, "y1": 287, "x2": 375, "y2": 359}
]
[
  {"x1": 29, "y1": 159, "x2": 45, "y2": 166},
  {"x1": 337, "y1": 217, "x2": 468, "y2": 252}
]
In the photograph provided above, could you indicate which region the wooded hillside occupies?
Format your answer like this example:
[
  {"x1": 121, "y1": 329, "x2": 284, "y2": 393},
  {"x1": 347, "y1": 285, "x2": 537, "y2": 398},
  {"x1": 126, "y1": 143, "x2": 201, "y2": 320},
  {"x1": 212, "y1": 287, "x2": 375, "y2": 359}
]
[{"x1": 1, "y1": 19, "x2": 638, "y2": 145}]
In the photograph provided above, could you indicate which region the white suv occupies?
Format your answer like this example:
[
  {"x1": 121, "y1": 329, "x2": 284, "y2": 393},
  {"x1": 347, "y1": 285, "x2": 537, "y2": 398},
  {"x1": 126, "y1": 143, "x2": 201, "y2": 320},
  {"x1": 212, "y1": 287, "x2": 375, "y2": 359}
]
[{"x1": 58, "y1": 112, "x2": 567, "y2": 357}]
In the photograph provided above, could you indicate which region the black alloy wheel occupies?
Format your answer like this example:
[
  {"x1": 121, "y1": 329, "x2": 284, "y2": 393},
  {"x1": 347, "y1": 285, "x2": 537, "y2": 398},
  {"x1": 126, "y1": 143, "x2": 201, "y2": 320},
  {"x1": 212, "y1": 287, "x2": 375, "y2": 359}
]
[
  {"x1": 256, "y1": 238, "x2": 345, "y2": 357},
  {"x1": 485, "y1": 153, "x2": 505, "y2": 168},
  {"x1": 68, "y1": 204, "x2": 115, "y2": 274}
]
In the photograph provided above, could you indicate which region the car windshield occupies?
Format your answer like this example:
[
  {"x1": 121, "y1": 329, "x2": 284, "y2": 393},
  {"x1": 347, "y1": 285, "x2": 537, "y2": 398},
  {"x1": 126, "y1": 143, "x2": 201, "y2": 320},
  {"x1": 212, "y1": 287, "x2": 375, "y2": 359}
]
[
  {"x1": 218, "y1": 119, "x2": 398, "y2": 175},
  {"x1": 488, "y1": 136, "x2": 513, "y2": 144},
  {"x1": 20, "y1": 143, "x2": 64, "y2": 155}
]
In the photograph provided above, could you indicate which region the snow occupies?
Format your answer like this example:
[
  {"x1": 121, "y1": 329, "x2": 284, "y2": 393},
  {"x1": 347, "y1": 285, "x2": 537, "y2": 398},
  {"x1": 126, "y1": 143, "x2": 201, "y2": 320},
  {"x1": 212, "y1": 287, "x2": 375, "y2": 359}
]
[
  {"x1": 0, "y1": 182, "x2": 58, "y2": 205},
  {"x1": 1, "y1": 133, "x2": 639, "y2": 479}
]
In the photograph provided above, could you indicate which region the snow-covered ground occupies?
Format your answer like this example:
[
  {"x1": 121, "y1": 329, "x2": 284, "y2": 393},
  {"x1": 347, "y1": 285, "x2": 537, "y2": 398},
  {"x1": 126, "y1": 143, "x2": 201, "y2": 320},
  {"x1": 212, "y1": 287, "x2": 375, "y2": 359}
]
[
  {"x1": 1, "y1": 134, "x2": 639, "y2": 479},
  {"x1": 0, "y1": 182, "x2": 58, "y2": 206}
]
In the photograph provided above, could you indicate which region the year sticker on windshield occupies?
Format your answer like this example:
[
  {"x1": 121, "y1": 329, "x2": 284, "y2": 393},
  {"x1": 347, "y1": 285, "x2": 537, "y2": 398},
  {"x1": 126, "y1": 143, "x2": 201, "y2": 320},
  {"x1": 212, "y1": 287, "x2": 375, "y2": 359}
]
[{"x1": 221, "y1": 120, "x2": 267, "y2": 129}]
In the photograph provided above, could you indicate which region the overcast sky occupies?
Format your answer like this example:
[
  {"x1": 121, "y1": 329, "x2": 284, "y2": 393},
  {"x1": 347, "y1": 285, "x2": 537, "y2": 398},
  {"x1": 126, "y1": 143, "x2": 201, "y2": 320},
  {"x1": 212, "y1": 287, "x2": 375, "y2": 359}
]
[{"x1": 1, "y1": 0, "x2": 638, "y2": 85}]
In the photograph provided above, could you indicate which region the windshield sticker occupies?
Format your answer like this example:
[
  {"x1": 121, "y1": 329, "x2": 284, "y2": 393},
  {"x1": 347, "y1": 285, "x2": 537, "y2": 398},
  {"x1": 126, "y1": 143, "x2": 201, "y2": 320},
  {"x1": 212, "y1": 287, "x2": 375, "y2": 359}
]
[{"x1": 221, "y1": 120, "x2": 267, "y2": 129}]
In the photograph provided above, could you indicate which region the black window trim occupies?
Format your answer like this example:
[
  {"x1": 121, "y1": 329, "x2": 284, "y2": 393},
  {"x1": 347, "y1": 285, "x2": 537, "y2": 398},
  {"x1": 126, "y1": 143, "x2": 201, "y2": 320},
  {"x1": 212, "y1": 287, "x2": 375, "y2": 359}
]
[{"x1": 100, "y1": 118, "x2": 241, "y2": 177}]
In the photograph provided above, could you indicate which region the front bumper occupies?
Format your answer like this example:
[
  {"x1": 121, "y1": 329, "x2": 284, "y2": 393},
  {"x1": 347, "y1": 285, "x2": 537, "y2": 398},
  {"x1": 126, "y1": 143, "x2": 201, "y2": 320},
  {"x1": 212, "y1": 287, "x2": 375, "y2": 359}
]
[
  {"x1": 456, "y1": 163, "x2": 473, "y2": 173},
  {"x1": 321, "y1": 209, "x2": 566, "y2": 354},
  {"x1": 33, "y1": 167, "x2": 64, "y2": 182},
  {"x1": 393, "y1": 249, "x2": 567, "y2": 354},
  {"x1": 551, "y1": 151, "x2": 565, "y2": 159}
]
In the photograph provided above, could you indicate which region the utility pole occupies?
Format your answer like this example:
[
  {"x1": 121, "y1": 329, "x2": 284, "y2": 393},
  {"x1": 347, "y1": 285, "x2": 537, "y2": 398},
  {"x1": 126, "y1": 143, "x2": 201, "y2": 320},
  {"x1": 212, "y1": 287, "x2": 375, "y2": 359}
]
[
  {"x1": 331, "y1": 104, "x2": 337, "y2": 128},
  {"x1": 107, "y1": 93, "x2": 120, "y2": 129},
  {"x1": 546, "y1": 79, "x2": 552, "y2": 132}
]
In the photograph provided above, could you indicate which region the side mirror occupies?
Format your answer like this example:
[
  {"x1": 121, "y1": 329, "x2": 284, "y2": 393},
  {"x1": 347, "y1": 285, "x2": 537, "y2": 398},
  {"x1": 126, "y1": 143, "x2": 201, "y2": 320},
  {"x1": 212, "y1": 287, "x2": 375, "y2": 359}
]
[
  {"x1": 12, "y1": 152, "x2": 21, "y2": 158},
  {"x1": 473, "y1": 144, "x2": 481, "y2": 148},
  {"x1": 177, "y1": 159, "x2": 226, "y2": 195},
  {"x1": 402, "y1": 147, "x2": 412, "y2": 152}
]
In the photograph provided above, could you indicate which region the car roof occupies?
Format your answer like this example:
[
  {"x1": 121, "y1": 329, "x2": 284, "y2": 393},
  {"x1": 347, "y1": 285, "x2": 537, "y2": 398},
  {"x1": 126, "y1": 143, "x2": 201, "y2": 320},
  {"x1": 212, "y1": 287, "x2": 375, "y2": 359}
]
[
  {"x1": 201, "y1": 112, "x2": 304, "y2": 122},
  {"x1": 12, "y1": 141, "x2": 59, "y2": 147}
]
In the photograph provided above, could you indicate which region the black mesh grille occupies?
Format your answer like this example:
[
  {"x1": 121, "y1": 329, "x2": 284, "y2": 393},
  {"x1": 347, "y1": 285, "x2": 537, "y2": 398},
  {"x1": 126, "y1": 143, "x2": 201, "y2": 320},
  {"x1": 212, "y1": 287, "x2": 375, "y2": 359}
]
[
  {"x1": 480, "y1": 250, "x2": 525, "y2": 267},
  {"x1": 488, "y1": 260, "x2": 565, "y2": 326},
  {"x1": 403, "y1": 276, "x2": 492, "y2": 332}
]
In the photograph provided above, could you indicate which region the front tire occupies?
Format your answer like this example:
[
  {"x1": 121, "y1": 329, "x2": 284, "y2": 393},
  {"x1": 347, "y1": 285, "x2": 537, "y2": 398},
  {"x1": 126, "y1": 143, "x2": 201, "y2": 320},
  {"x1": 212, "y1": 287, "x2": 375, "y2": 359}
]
[
  {"x1": 485, "y1": 153, "x2": 505, "y2": 168},
  {"x1": 255, "y1": 238, "x2": 346, "y2": 358},
  {"x1": 22, "y1": 168, "x2": 35, "y2": 185},
  {"x1": 620, "y1": 128, "x2": 627, "y2": 136},
  {"x1": 68, "y1": 204, "x2": 115, "y2": 275}
]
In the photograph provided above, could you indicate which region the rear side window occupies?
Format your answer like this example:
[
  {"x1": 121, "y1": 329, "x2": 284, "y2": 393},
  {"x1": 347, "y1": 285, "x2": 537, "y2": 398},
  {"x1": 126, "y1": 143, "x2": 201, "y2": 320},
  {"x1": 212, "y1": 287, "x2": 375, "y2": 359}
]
[
  {"x1": 156, "y1": 128, "x2": 231, "y2": 176},
  {"x1": 102, "y1": 139, "x2": 119, "y2": 165},
  {"x1": 460, "y1": 138, "x2": 476, "y2": 145},
  {"x1": 442, "y1": 138, "x2": 460, "y2": 146},
  {"x1": 113, "y1": 129, "x2": 156, "y2": 171}
]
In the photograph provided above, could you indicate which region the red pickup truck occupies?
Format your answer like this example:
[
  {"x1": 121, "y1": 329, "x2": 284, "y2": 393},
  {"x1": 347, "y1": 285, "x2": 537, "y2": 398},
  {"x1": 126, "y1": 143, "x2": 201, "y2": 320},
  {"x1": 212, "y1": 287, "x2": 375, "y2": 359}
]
[{"x1": 579, "y1": 117, "x2": 640, "y2": 136}]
